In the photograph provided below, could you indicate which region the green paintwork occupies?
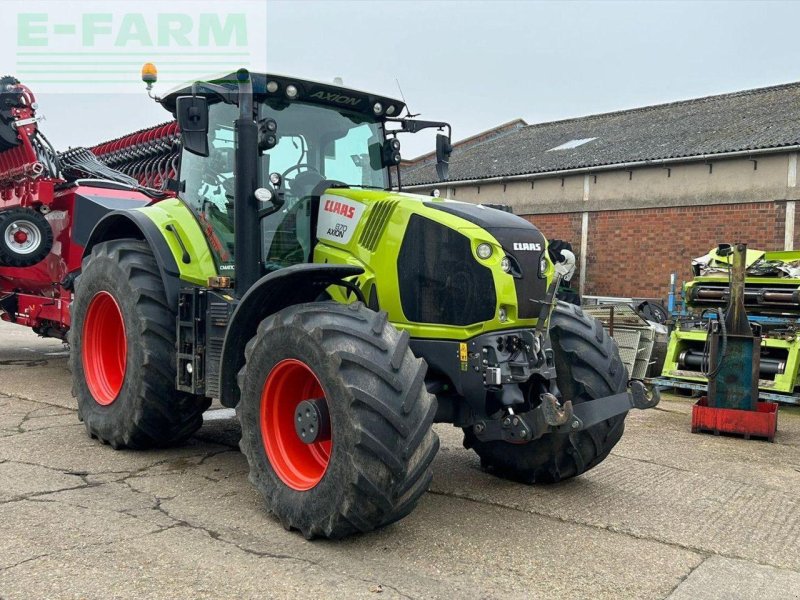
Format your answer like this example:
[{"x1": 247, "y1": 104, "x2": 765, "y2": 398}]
[
  {"x1": 314, "y1": 188, "x2": 552, "y2": 341},
  {"x1": 136, "y1": 198, "x2": 219, "y2": 286}
]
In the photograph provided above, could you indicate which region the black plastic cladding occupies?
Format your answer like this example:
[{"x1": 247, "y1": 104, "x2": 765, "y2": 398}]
[
  {"x1": 398, "y1": 214, "x2": 496, "y2": 326},
  {"x1": 161, "y1": 73, "x2": 406, "y2": 120},
  {"x1": 426, "y1": 203, "x2": 548, "y2": 319}
]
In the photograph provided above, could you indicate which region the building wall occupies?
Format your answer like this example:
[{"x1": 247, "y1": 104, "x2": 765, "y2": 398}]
[
  {"x1": 585, "y1": 202, "x2": 786, "y2": 298},
  {"x1": 421, "y1": 152, "x2": 800, "y2": 301}
]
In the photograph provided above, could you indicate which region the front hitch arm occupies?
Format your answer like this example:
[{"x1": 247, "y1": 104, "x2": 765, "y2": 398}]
[
  {"x1": 472, "y1": 380, "x2": 660, "y2": 443},
  {"x1": 565, "y1": 380, "x2": 660, "y2": 433}
]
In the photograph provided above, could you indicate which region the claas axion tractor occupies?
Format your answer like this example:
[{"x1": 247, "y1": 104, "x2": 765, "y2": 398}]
[{"x1": 0, "y1": 67, "x2": 658, "y2": 538}]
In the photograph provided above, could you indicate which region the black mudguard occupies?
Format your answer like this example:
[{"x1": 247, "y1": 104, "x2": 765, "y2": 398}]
[
  {"x1": 82, "y1": 210, "x2": 182, "y2": 307},
  {"x1": 218, "y1": 263, "x2": 363, "y2": 408}
]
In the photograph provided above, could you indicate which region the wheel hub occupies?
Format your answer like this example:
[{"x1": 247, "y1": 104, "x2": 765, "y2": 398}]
[
  {"x1": 81, "y1": 291, "x2": 127, "y2": 405},
  {"x1": 294, "y1": 398, "x2": 330, "y2": 444},
  {"x1": 260, "y1": 359, "x2": 332, "y2": 491},
  {"x1": 4, "y1": 220, "x2": 40, "y2": 254}
]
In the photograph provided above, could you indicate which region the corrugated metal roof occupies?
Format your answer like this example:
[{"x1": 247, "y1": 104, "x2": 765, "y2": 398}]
[{"x1": 402, "y1": 81, "x2": 800, "y2": 185}]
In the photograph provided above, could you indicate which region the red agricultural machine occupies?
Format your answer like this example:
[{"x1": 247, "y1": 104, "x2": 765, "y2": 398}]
[
  {"x1": 0, "y1": 70, "x2": 658, "y2": 538},
  {"x1": 0, "y1": 76, "x2": 179, "y2": 336}
]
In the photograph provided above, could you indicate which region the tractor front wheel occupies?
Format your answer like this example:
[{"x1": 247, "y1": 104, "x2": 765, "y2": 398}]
[
  {"x1": 464, "y1": 302, "x2": 628, "y2": 483},
  {"x1": 237, "y1": 302, "x2": 439, "y2": 539},
  {"x1": 70, "y1": 240, "x2": 210, "y2": 448}
]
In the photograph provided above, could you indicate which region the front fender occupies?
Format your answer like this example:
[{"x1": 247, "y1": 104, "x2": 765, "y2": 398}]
[{"x1": 218, "y1": 263, "x2": 364, "y2": 407}]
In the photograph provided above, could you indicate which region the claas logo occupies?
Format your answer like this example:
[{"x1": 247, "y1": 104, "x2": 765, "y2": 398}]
[{"x1": 323, "y1": 199, "x2": 356, "y2": 219}]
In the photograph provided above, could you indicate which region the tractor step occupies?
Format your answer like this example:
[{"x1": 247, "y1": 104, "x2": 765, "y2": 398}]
[{"x1": 691, "y1": 397, "x2": 778, "y2": 442}]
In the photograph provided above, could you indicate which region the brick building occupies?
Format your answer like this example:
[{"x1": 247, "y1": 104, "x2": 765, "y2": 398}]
[{"x1": 401, "y1": 83, "x2": 800, "y2": 300}]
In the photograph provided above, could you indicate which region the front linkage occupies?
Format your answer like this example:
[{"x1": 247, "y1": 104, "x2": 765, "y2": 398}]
[
  {"x1": 473, "y1": 381, "x2": 660, "y2": 443},
  {"x1": 471, "y1": 249, "x2": 660, "y2": 444}
]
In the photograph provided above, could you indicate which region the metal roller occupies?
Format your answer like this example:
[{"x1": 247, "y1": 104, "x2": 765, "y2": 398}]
[{"x1": 678, "y1": 349, "x2": 786, "y2": 376}]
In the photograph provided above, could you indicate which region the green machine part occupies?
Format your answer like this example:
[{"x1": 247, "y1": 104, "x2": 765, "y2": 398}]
[
  {"x1": 138, "y1": 197, "x2": 220, "y2": 285},
  {"x1": 661, "y1": 329, "x2": 800, "y2": 395},
  {"x1": 662, "y1": 245, "x2": 800, "y2": 399}
]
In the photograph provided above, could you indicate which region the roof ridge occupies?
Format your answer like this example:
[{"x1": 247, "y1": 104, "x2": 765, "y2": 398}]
[{"x1": 522, "y1": 80, "x2": 800, "y2": 130}]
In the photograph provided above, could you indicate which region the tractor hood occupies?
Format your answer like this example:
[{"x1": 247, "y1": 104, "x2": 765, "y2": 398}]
[{"x1": 313, "y1": 189, "x2": 552, "y2": 338}]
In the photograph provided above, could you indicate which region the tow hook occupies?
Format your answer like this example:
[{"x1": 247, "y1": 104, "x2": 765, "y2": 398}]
[
  {"x1": 540, "y1": 393, "x2": 573, "y2": 426},
  {"x1": 630, "y1": 380, "x2": 660, "y2": 409}
]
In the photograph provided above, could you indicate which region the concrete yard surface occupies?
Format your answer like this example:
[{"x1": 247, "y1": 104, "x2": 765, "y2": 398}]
[{"x1": 0, "y1": 320, "x2": 799, "y2": 599}]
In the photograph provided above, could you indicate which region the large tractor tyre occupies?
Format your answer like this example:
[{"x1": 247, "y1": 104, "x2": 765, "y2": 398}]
[
  {"x1": 69, "y1": 239, "x2": 210, "y2": 449},
  {"x1": 464, "y1": 302, "x2": 628, "y2": 483},
  {"x1": 0, "y1": 207, "x2": 53, "y2": 267},
  {"x1": 237, "y1": 301, "x2": 439, "y2": 539}
]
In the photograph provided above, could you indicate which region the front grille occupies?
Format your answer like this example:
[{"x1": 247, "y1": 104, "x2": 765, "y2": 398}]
[{"x1": 398, "y1": 214, "x2": 496, "y2": 326}]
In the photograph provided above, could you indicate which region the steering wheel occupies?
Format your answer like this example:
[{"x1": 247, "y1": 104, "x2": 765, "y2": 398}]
[
  {"x1": 281, "y1": 163, "x2": 325, "y2": 199},
  {"x1": 281, "y1": 163, "x2": 323, "y2": 181}
]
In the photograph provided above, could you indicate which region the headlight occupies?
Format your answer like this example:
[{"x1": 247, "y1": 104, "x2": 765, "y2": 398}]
[
  {"x1": 501, "y1": 256, "x2": 511, "y2": 273},
  {"x1": 476, "y1": 243, "x2": 493, "y2": 260},
  {"x1": 540, "y1": 256, "x2": 548, "y2": 276},
  {"x1": 498, "y1": 307, "x2": 508, "y2": 322},
  {"x1": 286, "y1": 84, "x2": 299, "y2": 99}
]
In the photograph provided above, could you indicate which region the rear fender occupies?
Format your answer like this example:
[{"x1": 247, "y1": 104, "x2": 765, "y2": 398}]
[
  {"x1": 218, "y1": 263, "x2": 363, "y2": 407},
  {"x1": 82, "y1": 211, "x2": 182, "y2": 307}
]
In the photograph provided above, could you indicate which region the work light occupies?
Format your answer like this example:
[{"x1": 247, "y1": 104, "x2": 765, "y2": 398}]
[{"x1": 476, "y1": 243, "x2": 493, "y2": 260}]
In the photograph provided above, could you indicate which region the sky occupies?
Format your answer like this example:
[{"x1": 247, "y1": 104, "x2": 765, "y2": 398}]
[{"x1": 9, "y1": 0, "x2": 800, "y2": 159}]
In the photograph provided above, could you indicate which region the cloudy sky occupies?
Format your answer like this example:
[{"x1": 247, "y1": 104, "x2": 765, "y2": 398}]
[{"x1": 13, "y1": 0, "x2": 800, "y2": 158}]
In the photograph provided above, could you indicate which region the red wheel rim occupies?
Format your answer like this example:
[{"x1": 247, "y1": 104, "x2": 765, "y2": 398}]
[
  {"x1": 81, "y1": 291, "x2": 127, "y2": 406},
  {"x1": 260, "y1": 359, "x2": 332, "y2": 491}
]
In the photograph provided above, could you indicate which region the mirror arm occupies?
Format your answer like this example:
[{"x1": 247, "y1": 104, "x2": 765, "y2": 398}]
[
  {"x1": 386, "y1": 118, "x2": 451, "y2": 138},
  {"x1": 257, "y1": 204, "x2": 283, "y2": 219},
  {"x1": 190, "y1": 81, "x2": 239, "y2": 106}
]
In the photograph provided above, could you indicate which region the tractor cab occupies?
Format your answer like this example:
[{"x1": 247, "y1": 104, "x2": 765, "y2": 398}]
[{"x1": 159, "y1": 71, "x2": 452, "y2": 287}]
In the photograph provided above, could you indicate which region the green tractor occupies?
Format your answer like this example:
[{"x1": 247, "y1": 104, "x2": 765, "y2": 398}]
[{"x1": 69, "y1": 69, "x2": 658, "y2": 539}]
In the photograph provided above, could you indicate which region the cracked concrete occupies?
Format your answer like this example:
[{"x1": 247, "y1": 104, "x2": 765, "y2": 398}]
[{"x1": 1, "y1": 319, "x2": 799, "y2": 599}]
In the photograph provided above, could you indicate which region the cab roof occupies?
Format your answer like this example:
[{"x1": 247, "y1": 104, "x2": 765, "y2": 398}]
[{"x1": 160, "y1": 72, "x2": 405, "y2": 120}]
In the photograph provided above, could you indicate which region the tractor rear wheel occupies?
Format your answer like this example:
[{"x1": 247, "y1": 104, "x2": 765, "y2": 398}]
[
  {"x1": 464, "y1": 302, "x2": 628, "y2": 483},
  {"x1": 70, "y1": 239, "x2": 210, "y2": 449},
  {"x1": 237, "y1": 302, "x2": 439, "y2": 539}
]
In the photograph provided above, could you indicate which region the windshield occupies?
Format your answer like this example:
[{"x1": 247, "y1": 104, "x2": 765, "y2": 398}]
[
  {"x1": 257, "y1": 101, "x2": 387, "y2": 270},
  {"x1": 260, "y1": 100, "x2": 388, "y2": 191},
  {"x1": 179, "y1": 100, "x2": 388, "y2": 272}
]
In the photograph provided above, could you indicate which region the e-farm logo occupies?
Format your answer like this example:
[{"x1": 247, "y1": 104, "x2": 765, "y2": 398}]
[
  {"x1": 18, "y1": 13, "x2": 247, "y2": 49},
  {"x1": 5, "y1": 0, "x2": 267, "y2": 93}
]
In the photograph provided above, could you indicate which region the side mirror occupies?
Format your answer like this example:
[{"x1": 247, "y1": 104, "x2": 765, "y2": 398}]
[
  {"x1": 436, "y1": 133, "x2": 452, "y2": 180},
  {"x1": 176, "y1": 95, "x2": 209, "y2": 157}
]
